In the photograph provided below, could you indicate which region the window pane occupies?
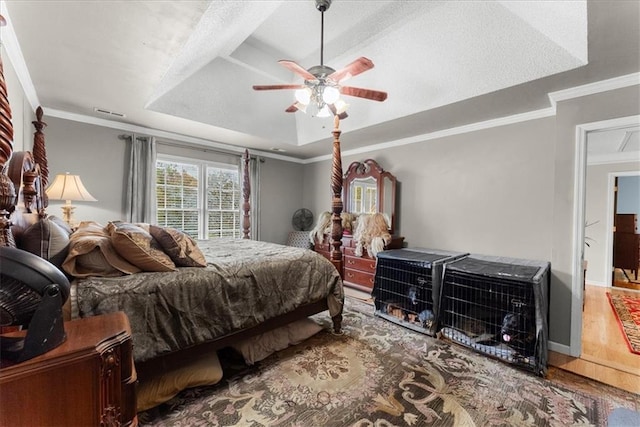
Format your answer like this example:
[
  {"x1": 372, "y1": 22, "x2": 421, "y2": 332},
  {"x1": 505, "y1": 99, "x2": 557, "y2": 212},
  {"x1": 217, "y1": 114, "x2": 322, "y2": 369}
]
[
  {"x1": 184, "y1": 188, "x2": 198, "y2": 209},
  {"x1": 156, "y1": 159, "x2": 241, "y2": 240},
  {"x1": 206, "y1": 166, "x2": 240, "y2": 238}
]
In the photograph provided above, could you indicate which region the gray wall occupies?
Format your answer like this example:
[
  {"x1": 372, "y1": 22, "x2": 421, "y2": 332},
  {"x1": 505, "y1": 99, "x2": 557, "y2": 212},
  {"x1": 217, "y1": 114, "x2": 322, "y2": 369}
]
[
  {"x1": 40, "y1": 117, "x2": 303, "y2": 245},
  {"x1": 304, "y1": 118, "x2": 555, "y2": 260},
  {"x1": 303, "y1": 85, "x2": 640, "y2": 351},
  {"x1": 550, "y1": 87, "x2": 639, "y2": 349},
  {"x1": 257, "y1": 157, "x2": 305, "y2": 244},
  {"x1": 43, "y1": 117, "x2": 128, "y2": 225},
  {"x1": 2, "y1": 46, "x2": 34, "y2": 152}
]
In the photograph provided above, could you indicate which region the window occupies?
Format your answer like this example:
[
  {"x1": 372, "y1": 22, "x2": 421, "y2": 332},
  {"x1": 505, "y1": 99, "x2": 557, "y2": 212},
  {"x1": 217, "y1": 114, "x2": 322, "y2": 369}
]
[{"x1": 156, "y1": 157, "x2": 241, "y2": 239}]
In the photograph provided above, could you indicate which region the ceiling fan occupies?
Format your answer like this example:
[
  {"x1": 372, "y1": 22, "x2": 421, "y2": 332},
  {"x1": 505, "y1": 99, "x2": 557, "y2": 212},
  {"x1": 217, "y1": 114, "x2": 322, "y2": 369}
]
[{"x1": 252, "y1": 0, "x2": 387, "y2": 119}]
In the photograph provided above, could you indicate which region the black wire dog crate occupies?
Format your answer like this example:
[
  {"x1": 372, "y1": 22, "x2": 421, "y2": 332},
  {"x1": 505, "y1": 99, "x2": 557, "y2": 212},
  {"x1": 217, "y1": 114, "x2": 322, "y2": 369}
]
[
  {"x1": 372, "y1": 248, "x2": 467, "y2": 336},
  {"x1": 439, "y1": 255, "x2": 550, "y2": 375}
]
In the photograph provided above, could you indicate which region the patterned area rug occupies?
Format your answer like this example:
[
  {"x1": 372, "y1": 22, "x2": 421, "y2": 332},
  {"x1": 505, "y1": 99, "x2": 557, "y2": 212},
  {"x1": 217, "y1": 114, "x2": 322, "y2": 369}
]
[
  {"x1": 139, "y1": 298, "x2": 637, "y2": 426},
  {"x1": 607, "y1": 292, "x2": 640, "y2": 355}
]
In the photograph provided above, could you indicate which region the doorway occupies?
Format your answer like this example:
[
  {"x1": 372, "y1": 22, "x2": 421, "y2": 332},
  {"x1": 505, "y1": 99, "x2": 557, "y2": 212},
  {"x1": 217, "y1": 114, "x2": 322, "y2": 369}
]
[
  {"x1": 578, "y1": 118, "x2": 639, "y2": 377},
  {"x1": 611, "y1": 174, "x2": 640, "y2": 289},
  {"x1": 584, "y1": 124, "x2": 640, "y2": 288}
]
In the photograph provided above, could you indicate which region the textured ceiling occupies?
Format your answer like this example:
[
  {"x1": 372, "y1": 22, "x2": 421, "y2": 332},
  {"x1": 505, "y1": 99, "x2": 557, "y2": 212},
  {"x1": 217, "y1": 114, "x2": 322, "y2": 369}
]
[{"x1": 3, "y1": 0, "x2": 639, "y2": 159}]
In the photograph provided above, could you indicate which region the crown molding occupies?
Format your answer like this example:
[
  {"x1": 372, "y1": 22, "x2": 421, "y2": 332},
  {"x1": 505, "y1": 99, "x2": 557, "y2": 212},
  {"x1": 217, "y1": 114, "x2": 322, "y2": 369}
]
[
  {"x1": 548, "y1": 72, "x2": 640, "y2": 107},
  {"x1": 45, "y1": 108, "x2": 300, "y2": 163}
]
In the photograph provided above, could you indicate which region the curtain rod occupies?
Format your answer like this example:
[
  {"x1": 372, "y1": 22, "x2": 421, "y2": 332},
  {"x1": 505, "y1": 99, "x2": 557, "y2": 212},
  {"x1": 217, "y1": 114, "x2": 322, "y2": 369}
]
[{"x1": 118, "y1": 134, "x2": 264, "y2": 162}]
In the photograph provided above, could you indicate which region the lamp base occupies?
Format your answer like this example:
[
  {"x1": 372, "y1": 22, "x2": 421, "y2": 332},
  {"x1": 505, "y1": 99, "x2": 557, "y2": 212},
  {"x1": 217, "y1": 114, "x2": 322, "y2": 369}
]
[{"x1": 60, "y1": 204, "x2": 76, "y2": 226}]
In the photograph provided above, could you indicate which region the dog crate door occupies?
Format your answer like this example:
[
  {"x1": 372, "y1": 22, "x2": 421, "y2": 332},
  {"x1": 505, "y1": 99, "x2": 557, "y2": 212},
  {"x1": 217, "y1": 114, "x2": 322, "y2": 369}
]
[{"x1": 373, "y1": 248, "x2": 467, "y2": 336}]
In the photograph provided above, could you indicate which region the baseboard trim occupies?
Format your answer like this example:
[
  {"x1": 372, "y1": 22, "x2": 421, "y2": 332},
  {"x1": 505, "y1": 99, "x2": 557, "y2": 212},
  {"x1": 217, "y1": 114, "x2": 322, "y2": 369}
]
[{"x1": 548, "y1": 340, "x2": 572, "y2": 355}]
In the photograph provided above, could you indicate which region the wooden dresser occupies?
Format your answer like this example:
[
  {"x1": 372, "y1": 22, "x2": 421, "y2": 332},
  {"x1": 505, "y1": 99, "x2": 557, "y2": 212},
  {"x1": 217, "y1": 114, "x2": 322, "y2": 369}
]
[
  {"x1": 315, "y1": 235, "x2": 404, "y2": 292},
  {"x1": 0, "y1": 311, "x2": 137, "y2": 427},
  {"x1": 614, "y1": 213, "x2": 639, "y2": 280}
]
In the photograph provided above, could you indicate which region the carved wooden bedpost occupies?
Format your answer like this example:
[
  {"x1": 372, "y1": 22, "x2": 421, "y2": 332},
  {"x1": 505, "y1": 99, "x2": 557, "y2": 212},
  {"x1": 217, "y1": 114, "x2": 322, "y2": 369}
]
[
  {"x1": 330, "y1": 116, "x2": 344, "y2": 275},
  {"x1": 0, "y1": 17, "x2": 17, "y2": 247},
  {"x1": 242, "y1": 149, "x2": 251, "y2": 239},
  {"x1": 31, "y1": 106, "x2": 48, "y2": 208}
]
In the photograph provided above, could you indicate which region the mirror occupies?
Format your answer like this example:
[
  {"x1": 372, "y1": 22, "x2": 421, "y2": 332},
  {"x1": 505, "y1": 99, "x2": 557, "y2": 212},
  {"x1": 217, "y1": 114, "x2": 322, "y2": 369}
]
[{"x1": 343, "y1": 159, "x2": 397, "y2": 235}]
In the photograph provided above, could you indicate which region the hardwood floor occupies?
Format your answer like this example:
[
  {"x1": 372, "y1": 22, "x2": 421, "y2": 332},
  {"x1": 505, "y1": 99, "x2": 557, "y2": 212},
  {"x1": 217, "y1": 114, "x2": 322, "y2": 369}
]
[
  {"x1": 613, "y1": 268, "x2": 640, "y2": 291},
  {"x1": 550, "y1": 284, "x2": 640, "y2": 394}
]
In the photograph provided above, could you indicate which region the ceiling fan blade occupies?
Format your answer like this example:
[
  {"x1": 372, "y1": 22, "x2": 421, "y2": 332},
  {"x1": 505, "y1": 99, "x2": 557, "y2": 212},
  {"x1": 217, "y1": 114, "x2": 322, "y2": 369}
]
[
  {"x1": 278, "y1": 60, "x2": 316, "y2": 81},
  {"x1": 341, "y1": 86, "x2": 388, "y2": 102},
  {"x1": 328, "y1": 57, "x2": 374, "y2": 83},
  {"x1": 253, "y1": 84, "x2": 305, "y2": 91},
  {"x1": 285, "y1": 104, "x2": 299, "y2": 113}
]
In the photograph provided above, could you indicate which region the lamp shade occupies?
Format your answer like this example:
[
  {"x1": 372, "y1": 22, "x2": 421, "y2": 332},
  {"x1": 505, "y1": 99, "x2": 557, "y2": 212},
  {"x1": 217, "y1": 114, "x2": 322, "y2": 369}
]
[{"x1": 46, "y1": 173, "x2": 97, "y2": 202}]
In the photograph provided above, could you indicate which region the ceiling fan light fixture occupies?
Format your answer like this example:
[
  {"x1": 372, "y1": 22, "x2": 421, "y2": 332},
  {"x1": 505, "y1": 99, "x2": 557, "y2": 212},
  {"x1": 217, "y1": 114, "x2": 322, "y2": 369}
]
[
  {"x1": 316, "y1": 104, "x2": 332, "y2": 118},
  {"x1": 293, "y1": 101, "x2": 308, "y2": 113},
  {"x1": 295, "y1": 88, "x2": 312, "y2": 105},
  {"x1": 253, "y1": 0, "x2": 386, "y2": 117},
  {"x1": 334, "y1": 99, "x2": 349, "y2": 114},
  {"x1": 322, "y1": 85, "x2": 340, "y2": 104}
]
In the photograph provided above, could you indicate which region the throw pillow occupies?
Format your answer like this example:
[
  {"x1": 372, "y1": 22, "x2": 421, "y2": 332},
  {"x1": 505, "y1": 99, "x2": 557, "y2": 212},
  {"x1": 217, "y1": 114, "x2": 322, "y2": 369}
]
[
  {"x1": 63, "y1": 221, "x2": 141, "y2": 277},
  {"x1": 19, "y1": 216, "x2": 71, "y2": 269},
  {"x1": 149, "y1": 225, "x2": 207, "y2": 267},
  {"x1": 108, "y1": 222, "x2": 176, "y2": 272}
]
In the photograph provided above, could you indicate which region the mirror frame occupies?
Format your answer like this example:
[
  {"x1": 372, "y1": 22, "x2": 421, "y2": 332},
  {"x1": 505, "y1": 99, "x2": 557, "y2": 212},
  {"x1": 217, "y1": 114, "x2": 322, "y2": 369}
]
[{"x1": 343, "y1": 159, "x2": 397, "y2": 235}]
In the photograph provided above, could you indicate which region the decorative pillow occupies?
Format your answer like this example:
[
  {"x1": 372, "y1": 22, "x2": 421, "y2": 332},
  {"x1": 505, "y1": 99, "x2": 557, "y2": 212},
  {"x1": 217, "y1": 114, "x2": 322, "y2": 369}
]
[
  {"x1": 149, "y1": 225, "x2": 206, "y2": 267},
  {"x1": 231, "y1": 318, "x2": 324, "y2": 365},
  {"x1": 107, "y1": 222, "x2": 176, "y2": 272},
  {"x1": 48, "y1": 215, "x2": 73, "y2": 235},
  {"x1": 136, "y1": 348, "x2": 223, "y2": 412},
  {"x1": 19, "y1": 216, "x2": 71, "y2": 268},
  {"x1": 63, "y1": 221, "x2": 141, "y2": 278},
  {"x1": 9, "y1": 207, "x2": 41, "y2": 244}
]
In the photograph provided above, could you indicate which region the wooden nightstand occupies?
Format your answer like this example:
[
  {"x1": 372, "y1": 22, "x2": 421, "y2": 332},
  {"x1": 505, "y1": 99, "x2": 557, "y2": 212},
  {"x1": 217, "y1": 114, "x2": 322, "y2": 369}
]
[{"x1": 0, "y1": 311, "x2": 137, "y2": 426}]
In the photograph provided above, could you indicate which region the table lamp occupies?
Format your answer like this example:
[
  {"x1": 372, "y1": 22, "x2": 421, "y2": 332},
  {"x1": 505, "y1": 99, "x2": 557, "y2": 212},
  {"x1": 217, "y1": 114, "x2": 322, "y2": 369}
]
[{"x1": 45, "y1": 173, "x2": 97, "y2": 225}]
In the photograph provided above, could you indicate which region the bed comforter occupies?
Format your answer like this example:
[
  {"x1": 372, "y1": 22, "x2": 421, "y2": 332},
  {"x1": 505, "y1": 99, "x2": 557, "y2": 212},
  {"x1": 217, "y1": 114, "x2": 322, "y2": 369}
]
[{"x1": 75, "y1": 239, "x2": 344, "y2": 362}]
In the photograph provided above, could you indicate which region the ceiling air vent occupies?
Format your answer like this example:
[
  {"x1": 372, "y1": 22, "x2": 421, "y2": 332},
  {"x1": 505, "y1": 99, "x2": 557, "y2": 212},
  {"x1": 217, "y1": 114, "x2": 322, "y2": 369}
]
[{"x1": 94, "y1": 107, "x2": 126, "y2": 118}]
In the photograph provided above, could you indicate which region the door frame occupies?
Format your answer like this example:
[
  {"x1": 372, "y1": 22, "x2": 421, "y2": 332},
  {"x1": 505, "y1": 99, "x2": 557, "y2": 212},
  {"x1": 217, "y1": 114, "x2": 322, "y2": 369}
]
[
  {"x1": 572, "y1": 114, "x2": 639, "y2": 356},
  {"x1": 605, "y1": 171, "x2": 640, "y2": 287}
]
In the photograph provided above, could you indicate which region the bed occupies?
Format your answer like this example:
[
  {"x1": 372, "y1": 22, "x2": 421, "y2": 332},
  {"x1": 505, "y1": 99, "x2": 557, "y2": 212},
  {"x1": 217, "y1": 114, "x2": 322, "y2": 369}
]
[{"x1": 0, "y1": 105, "x2": 347, "y2": 412}]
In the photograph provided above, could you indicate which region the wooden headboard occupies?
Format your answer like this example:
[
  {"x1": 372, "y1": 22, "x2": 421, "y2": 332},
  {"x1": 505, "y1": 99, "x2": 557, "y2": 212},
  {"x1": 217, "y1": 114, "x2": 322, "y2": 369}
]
[{"x1": 1, "y1": 150, "x2": 48, "y2": 247}]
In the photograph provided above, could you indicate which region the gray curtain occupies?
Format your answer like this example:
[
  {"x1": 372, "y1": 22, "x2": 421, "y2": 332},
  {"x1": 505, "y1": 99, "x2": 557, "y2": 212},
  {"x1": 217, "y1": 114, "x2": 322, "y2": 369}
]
[{"x1": 124, "y1": 135, "x2": 157, "y2": 223}]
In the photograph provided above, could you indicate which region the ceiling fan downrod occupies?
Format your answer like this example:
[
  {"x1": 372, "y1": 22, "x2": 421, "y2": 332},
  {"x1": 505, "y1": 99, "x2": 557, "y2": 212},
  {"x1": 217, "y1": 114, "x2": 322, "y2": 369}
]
[{"x1": 316, "y1": 0, "x2": 331, "y2": 67}]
